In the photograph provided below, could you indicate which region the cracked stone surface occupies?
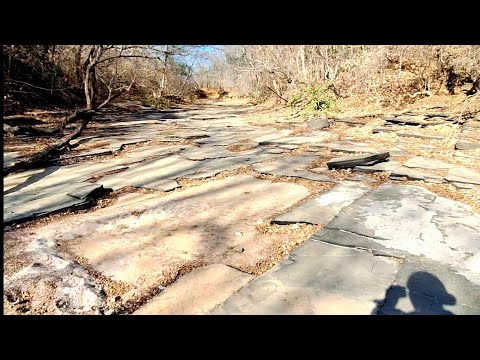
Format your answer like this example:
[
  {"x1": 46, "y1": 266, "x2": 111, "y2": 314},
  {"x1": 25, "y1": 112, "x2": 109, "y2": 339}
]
[
  {"x1": 213, "y1": 240, "x2": 401, "y2": 315},
  {"x1": 273, "y1": 182, "x2": 370, "y2": 225},
  {"x1": 5, "y1": 102, "x2": 480, "y2": 315},
  {"x1": 390, "y1": 167, "x2": 444, "y2": 183},
  {"x1": 133, "y1": 264, "x2": 253, "y2": 315},
  {"x1": 24, "y1": 175, "x2": 309, "y2": 288},
  {"x1": 326, "y1": 184, "x2": 480, "y2": 285}
]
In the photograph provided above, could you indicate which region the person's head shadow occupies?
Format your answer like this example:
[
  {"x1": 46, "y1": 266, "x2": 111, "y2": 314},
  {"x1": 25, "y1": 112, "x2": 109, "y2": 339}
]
[{"x1": 373, "y1": 271, "x2": 456, "y2": 315}]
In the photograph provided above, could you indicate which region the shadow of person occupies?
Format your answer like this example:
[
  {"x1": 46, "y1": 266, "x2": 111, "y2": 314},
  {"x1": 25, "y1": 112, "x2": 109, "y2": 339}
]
[
  {"x1": 407, "y1": 271, "x2": 456, "y2": 315},
  {"x1": 372, "y1": 271, "x2": 457, "y2": 315}
]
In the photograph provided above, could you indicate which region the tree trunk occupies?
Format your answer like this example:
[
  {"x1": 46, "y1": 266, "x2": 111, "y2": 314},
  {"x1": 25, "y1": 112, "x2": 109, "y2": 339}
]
[
  {"x1": 160, "y1": 46, "x2": 169, "y2": 97},
  {"x1": 75, "y1": 45, "x2": 83, "y2": 85},
  {"x1": 84, "y1": 65, "x2": 97, "y2": 109}
]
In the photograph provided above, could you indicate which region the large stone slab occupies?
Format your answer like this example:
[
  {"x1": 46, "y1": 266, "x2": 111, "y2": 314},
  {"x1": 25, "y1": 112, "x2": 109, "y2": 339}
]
[
  {"x1": 385, "y1": 116, "x2": 426, "y2": 126},
  {"x1": 98, "y1": 155, "x2": 198, "y2": 190},
  {"x1": 258, "y1": 131, "x2": 334, "y2": 146},
  {"x1": 3, "y1": 160, "x2": 129, "y2": 224},
  {"x1": 456, "y1": 140, "x2": 480, "y2": 150},
  {"x1": 445, "y1": 167, "x2": 480, "y2": 186},
  {"x1": 327, "y1": 152, "x2": 390, "y2": 170},
  {"x1": 30, "y1": 175, "x2": 309, "y2": 286},
  {"x1": 403, "y1": 156, "x2": 454, "y2": 170},
  {"x1": 213, "y1": 240, "x2": 400, "y2": 315},
  {"x1": 133, "y1": 264, "x2": 253, "y2": 315},
  {"x1": 4, "y1": 183, "x2": 106, "y2": 224},
  {"x1": 456, "y1": 119, "x2": 480, "y2": 150},
  {"x1": 182, "y1": 153, "x2": 275, "y2": 179},
  {"x1": 179, "y1": 146, "x2": 235, "y2": 160},
  {"x1": 253, "y1": 155, "x2": 335, "y2": 182},
  {"x1": 334, "y1": 117, "x2": 366, "y2": 125},
  {"x1": 309, "y1": 141, "x2": 378, "y2": 154},
  {"x1": 327, "y1": 184, "x2": 480, "y2": 285},
  {"x1": 273, "y1": 182, "x2": 370, "y2": 225},
  {"x1": 397, "y1": 133, "x2": 445, "y2": 141},
  {"x1": 307, "y1": 118, "x2": 330, "y2": 130},
  {"x1": 390, "y1": 167, "x2": 444, "y2": 183},
  {"x1": 354, "y1": 161, "x2": 400, "y2": 173}
]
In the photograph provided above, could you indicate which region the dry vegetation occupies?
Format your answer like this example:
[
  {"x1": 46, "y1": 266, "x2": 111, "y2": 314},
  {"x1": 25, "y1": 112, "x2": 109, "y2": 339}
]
[{"x1": 196, "y1": 45, "x2": 480, "y2": 118}]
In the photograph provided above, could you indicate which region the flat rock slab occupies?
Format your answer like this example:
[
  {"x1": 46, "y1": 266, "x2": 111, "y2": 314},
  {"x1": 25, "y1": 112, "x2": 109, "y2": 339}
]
[
  {"x1": 273, "y1": 182, "x2": 370, "y2": 225},
  {"x1": 253, "y1": 155, "x2": 335, "y2": 182},
  {"x1": 385, "y1": 116, "x2": 426, "y2": 126},
  {"x1": 348, "y1": 174, "x2": 378, "y2": 183},
  {"x1": 3, "y1": 161, "x2": 129, "y2": 224},
  {"x1": 258, "y1": 131, "x2": 334, "y2": 146},
  {"x1": 456, "y1": 140, "x2": 480, "y2": 150},
  {"x1": 373, "y1": 127, "x2": 400, "y2": 134},
  {"x1": 133, "y1": 264, "x2": 253, "y2": 315},
  {"x1": 403, "y1": 156, "x2": 454, "y2": 170},
  {"x1": 213, "y1": 240, "x2": 400, "y2": 315},
  {"x1": 97, "y1": 155, "x2": 198, "y2": 190},
  {"x1": 311, "y1": 141, "x2": 378, "y2": 154},
  {"x1": 307, "y1": 118, "x2": 330, "y2": 130},
  {"x1": 326, "y1": 184, "x2": 480, "y2": 285},
  {"x1": 31, "y1": 175, "x2": 309, "y2": 286},
  {"x1": 455, "y1": 119, "x2": 480, "y2": 150},
  {"x1": 119, "y1": 145, "x2": 188, "y2": 163},
  {"x1": 376, "y1": 257, "x2": 480, "y2": 315},
  {"x1": 266, "y1": 147, "x2": 289, "y2": 154},
  {"x1": 67, "y1": 184, "x2": 105, "y2": 200},
  {"x1": 327, "y1": 152, "x2": 390, "y2": 170},
  {"x1": 397, "y1": 133, "x2": 445, "y2": 140},
  {"x1": 334, "y1": 118, "x2": 366, "y2": 125},
  {"x1": 354, "y1": 161, "x2": 400, "y2": 173},
  {"x1": 3, "y1": 152, "x2": 23, "y2": 167},
  {"x1": 4, "y1": 183, "x2": 106, "y2": 225},
  {"x1": 445, "y1": 167, "x2": 480, "y2": 186},
  {"x1": 182, "y1": 153, "x2": 275, "y2": 180},
  {"x1": 390, "y1": 167, "x2": 444, "y2": 183},
  {"x1": 179, "y1": 146, "x2": 235, "y2": 160}
]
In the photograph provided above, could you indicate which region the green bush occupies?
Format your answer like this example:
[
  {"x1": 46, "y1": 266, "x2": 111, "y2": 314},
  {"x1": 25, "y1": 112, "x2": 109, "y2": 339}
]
[
  {"x1": 140, "y1": 96, "x2": 173, "y2": 110},
  {"x1": 287, "y1": 85, "x2": 336, "y2": 116}
]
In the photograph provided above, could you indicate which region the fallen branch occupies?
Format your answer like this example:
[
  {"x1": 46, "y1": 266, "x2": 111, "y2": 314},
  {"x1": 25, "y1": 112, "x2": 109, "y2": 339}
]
[
  {"x1": 3, "y1": 108, "x2": 95, "y2": 137},
  {"x1": 265, "y1": 85, "x2": 288, "y2": 103},
  {"x1": 4, "y1": 119, "x2": 90, "y2": 176}
]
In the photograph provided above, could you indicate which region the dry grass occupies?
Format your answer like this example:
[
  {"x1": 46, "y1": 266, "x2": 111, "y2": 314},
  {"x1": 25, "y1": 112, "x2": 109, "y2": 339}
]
[
  {"x1": 225, "y1": 144, "x2": 257, "y2": 152},
  {"x1": 234, "y1": 223, "x2": 323, "y2": 276}
]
